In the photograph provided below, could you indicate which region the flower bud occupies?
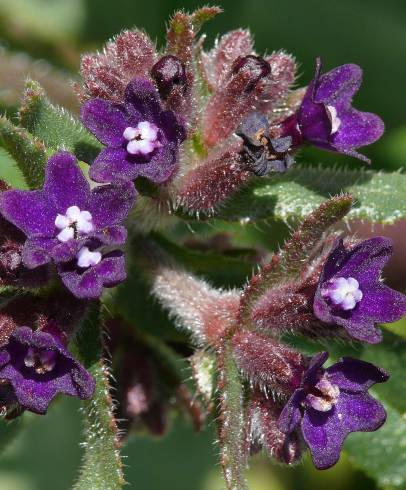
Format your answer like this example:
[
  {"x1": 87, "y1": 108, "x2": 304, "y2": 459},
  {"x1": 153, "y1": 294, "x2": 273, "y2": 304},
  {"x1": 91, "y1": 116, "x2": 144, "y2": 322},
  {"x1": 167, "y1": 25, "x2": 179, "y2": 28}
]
[
  {"x1": 232, "y1": 330, "x2": 305, "y2": 395},
  {"x1": 249, "y1": 390, "x2": 302, "y2": 464},
  {"x1": 151, "y1": 55, "x2": 187, "y2": 99},
  {"x1": 231, "y1": 55, "x2": 271, "y2": 93}
]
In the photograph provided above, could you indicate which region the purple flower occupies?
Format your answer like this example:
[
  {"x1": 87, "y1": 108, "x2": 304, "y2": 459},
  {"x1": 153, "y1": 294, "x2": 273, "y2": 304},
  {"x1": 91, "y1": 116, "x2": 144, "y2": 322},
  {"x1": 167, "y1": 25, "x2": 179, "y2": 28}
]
[
  {"x1": 0, "y1": 152, "x2": 135, "y2": 298},
  {"x1": 0, "y1": 326, "x2": 95, "y2": 414},
  {"x1": 282, "y1": 59, "x2": 384, "y2": 163},
  {"x1": 313, "y1": 237, "x2": 406, "y2": 343},
  {"x1": 278, "y1": 352, "x2": 388, "y2": 469},
  {"x1": 81, "y1": 77, "x2": 186, "y2": 184}
]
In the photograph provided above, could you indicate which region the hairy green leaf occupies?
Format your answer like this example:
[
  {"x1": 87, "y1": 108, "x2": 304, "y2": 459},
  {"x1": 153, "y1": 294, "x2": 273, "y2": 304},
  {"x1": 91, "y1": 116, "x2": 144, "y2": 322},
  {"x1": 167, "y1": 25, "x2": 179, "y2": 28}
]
[
  {"x1": 217, "y1": 340, "x2": 248, "y2": 490},
  {"x1": 19, "y1": 80, "x2": 101, "y2": 163},
  {"x1": 72, "y1": 306, "x2": 125, "y2": 490},
  {"x1": 0, "y1": 116, "x2": 49, "y2": 188},
  {"x1": 216, "y1": 166, "x2": 406, "y2": 224},
  {"x1": 345, "y1": 401, "x2": 406, "y2": 489}
]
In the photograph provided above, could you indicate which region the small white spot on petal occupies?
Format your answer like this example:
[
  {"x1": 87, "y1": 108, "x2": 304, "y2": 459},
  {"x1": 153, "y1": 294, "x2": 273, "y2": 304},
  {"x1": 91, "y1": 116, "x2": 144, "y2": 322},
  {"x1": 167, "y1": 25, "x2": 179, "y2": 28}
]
[
  {"x1": 77, "y1": 247, "x2": 102, "y2": 268},
  {"x1": 326, "y1": 105, "x2": 341, "y2": 134}
]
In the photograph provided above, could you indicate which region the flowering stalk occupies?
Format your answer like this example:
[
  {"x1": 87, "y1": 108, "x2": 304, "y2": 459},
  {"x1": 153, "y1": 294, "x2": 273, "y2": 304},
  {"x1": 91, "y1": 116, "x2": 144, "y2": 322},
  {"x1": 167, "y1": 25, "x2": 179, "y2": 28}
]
[{"x1": 0, "y1": 6, "x2": 404, "y2": 490}]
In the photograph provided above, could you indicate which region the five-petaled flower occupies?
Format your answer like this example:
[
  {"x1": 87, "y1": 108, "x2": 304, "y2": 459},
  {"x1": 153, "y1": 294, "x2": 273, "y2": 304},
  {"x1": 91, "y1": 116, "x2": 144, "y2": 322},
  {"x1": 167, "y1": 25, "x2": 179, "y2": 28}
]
[
  {"x1": 278, "y1": 352, "x2": 388, "y2": 469},
  {"x1": 282, "y1": 58, "x2": 384, "y2": 163},
  {"x1": 81, "y1": 77, "x2": 186, "y2": 184},
  {"x1": 0, "y1": 326, "x2": 95, "y2": 414},
  {"x1": 313, "y1": 237, "x2": 406, "y2": 343},
  {"x1": 0, "y1": 151, "x2": 136, "y2": 298}
]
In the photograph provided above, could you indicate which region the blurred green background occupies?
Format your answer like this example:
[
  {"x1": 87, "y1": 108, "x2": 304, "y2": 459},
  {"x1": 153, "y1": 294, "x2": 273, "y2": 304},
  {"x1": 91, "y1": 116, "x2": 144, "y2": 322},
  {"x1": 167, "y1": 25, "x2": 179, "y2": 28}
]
[{"x1": 0, "y1": 0, "x2": 405, "y2": 489}]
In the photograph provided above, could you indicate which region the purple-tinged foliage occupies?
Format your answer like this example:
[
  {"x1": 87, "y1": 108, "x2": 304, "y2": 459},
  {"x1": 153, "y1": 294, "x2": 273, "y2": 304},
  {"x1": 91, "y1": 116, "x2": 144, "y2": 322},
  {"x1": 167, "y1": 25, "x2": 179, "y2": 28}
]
[
  {"x1": 77, "y1": 29, "x2": 157, "y2": 103},
  {"x1": 232, "y1": 330, "x2": 305, "y2": 395},
  {"x1": 81, "y1": 78, "x2": 186, "y2": 184},
  {"x1": 278, "y1": 352, "x2": 388, "y2": 469},
  {"x1": 314, "y1": 237, "x2": 406, "y2": 343},
  {"x1": 202, "y1": 54, "x2": 273, "y2": 147},
  {"x1": 201, "y1": 29, "x2": 254, "y2": 90},
  {"x1": 0, "y1": 326, "x2": 95, "y2": 414},
  {"x1": 282, "y1": 59, "x2": 384, "y2": 162},
  {"x1": 175, "y1": 146, "x2": 251, "y2": 213},
  {"x1": 0, "y1": 152, "x2": 134, "y2": 298}
]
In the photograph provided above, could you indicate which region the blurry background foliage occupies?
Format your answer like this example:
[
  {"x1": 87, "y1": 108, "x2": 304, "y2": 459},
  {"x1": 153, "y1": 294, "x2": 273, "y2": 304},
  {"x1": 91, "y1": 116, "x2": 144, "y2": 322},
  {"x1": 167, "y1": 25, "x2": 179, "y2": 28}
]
[{"x1": 0, "y1": 0, "x2": 405, "y2": 489}]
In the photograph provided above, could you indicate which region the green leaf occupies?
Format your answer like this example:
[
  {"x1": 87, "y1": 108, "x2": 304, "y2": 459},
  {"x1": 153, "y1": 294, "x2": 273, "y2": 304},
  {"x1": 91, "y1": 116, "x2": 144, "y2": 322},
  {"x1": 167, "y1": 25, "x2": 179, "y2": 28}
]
[
  {"x1": 345, "y1": 401, "x2": 406, "y2": 489},
  {"x1": 239, "y1": 195, "x2": 353, "y2": 327},
  {"x1": 216, "y1": 165, "x2": 406, "y2": 224},
  {"x1": 72, "y1": 306, "x2": 125, "y2": 490},
  {"x1": 0, "y1": 417, "x2": 25, "y2": 454},
  {"x1": 216, "y1": 340, "x2": 248, "y2": 490},
  {"x1": 0, "y1": 116, "x2": 49, "y2": 188},
  {"x1": 19, "y1": 80, "x2": 102, "y2": 163}
]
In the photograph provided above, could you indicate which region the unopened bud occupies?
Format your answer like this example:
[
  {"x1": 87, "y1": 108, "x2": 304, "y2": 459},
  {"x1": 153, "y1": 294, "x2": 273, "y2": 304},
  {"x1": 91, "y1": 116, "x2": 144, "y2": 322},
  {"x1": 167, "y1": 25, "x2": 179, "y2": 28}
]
[
  {"x1": 232, "y1": 330, "x2": 305, "y2": 395},
  {"x1": 250, "y1": 391, "x2": 302, "y2": 464},
  {"x1": 231, "y1": 55, "x2": 271, "y2": 93},
  {"x1": 151, "y1": 55, "x2": 187, "y2": 99}
]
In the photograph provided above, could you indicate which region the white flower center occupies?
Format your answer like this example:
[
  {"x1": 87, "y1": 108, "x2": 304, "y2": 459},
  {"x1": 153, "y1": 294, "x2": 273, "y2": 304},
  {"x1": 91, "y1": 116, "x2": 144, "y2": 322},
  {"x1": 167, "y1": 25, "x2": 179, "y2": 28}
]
[
  {"x1": 123, "y1": 121, "x2": 162, "y2": 156},
  {"x1": 326, "y1": 105, "x2": 341, "y2": 134},
  {"x1": 306, "y1": 375, "x2": 340, "y2": 412},
  {"x1": 77, "y1": 247, "x2": 102, "y2": 268},
  {"x1": 322, "y1": 277, "x2": 363, "y2": 311},
  {"x1": 55, "y1": 206, "x2": 93, "y2": 243}
]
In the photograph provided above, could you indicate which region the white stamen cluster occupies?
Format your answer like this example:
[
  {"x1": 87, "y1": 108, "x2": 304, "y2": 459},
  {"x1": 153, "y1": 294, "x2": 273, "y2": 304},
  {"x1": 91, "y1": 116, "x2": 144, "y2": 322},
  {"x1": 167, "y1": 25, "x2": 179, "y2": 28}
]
[
  {"x1": 55, "y1": 206, "x2": 93, "y2": 243},
  {"x1": 323, "y1": 277, "x2": 363, "y2": 311},
  {"x1": 123, "y1": 121, "x2": 161, "y2": 156},
  {"x1": 77, "y1": 247, "x2": 102, "y2": 268}
]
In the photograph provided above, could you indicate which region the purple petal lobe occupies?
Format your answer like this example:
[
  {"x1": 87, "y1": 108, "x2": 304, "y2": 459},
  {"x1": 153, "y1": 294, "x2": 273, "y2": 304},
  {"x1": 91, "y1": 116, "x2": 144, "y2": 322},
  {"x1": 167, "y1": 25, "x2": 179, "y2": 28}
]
[
  {"x1": 22, "y1": 237, "x2": 56, "y2": 268},
  {"x1": 89, "y1": 182, "x2": 136, "y2": 228},
  {"x1": 0, "y1": 190, "x2": 55, "y2": 237},
  {"x1": 90, "y1": 147, "x2": 137, "y2": 183},
  {"x1": 278, "y1": 389, "x2": 305, "y2": 433},
  {"x1": 124, "y1": 78, "x2": 162, "y2": 121},
  {"x1": 326, "y1": 357, "x2": 389, "y2": 392},
  {"x1": 81, "y1": 98, "x2": 128, "y2": 146},
  {"x1": 43, "y1": 152, "x2": 90, "y2": 213},
  {"x1": 302, "y1": 406, "x2": 345, "y2": 469}
]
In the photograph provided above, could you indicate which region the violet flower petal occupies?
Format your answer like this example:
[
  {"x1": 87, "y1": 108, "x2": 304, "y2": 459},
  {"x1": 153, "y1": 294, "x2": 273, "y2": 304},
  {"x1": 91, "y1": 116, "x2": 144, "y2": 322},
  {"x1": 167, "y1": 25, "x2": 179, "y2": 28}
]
[
  {"x1": 326, "y1": 358, "x2": 389, "y2": 392},
  {"x1": 124, "y1": 78, "x2": 162, "y2": 122},
  {"x1": 278, "y1": 389, "x2": 305, "y2": 433},
  {"x1": 22, "y1": 237, "x2": 56, "y2": 268},
  {"x1": 80, "y1": 98, "x2": 128, "y2": 146},
  {"x1": 88, "y1": 182, "x2": 136, "y2": 228},
  {"x1": 43, "y1": 152, "x2": 90, "y2": 213},
  {"x1": 0, "y1": 190, "x2": 55, "y2": 237},
  {"x1": 89, "y1": 147, "x2": 137, "y2": 183}
]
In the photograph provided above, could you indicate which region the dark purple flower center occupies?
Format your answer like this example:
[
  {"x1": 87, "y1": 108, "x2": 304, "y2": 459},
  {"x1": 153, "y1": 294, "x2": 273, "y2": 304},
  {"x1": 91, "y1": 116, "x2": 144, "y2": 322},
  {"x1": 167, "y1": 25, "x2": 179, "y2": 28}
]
[
  {"x1": 304, "y1": 371, "x2": 340, "y2": 412},
  {"x1": 24, "y1": 346, "x2": 57, "y2": 375},
  {"x1": 123, "y1": 121, "x2": 162, "y2": 156},
  {"x1": 321, "y1": 277, "x2": 363, "y2": 311}
]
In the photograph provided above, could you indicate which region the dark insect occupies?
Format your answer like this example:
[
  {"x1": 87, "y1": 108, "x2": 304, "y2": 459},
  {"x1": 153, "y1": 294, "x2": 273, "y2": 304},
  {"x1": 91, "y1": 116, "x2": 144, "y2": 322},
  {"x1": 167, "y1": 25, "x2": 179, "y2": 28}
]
[{"x1": 236, "y1": 111, "x2": 295, "y2": 176}]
